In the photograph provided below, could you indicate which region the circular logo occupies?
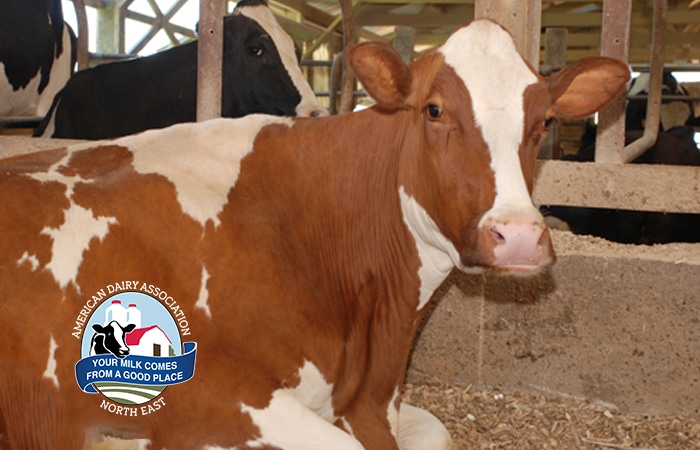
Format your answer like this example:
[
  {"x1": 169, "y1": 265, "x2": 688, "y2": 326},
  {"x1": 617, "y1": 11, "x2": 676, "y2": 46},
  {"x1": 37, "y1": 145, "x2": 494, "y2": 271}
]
[{"x1": 75, "y1": 291, "x2": 195, "y2": 406}]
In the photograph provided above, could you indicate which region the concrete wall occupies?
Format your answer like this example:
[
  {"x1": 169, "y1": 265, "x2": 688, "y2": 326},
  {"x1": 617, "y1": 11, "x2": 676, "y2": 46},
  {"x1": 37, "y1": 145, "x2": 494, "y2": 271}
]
[{"x1": 408, "y1": 230, "x2": 700, "y2": 417}]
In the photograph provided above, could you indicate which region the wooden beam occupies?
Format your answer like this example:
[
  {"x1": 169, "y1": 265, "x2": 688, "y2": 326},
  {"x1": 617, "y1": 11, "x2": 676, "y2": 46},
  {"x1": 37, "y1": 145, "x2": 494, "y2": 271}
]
[
  {"x1": 475, "y1": 0, "x2": 541, "y2": 67},
  {"x1": 542, "y1": 9, "x2": 700, "y2": 27},
  {"x1": 196, "y1": 0, "x2": 225, "y2": 122},
  {"x1": 355, "y1": 6, "x2": 473, "y2": 27}
]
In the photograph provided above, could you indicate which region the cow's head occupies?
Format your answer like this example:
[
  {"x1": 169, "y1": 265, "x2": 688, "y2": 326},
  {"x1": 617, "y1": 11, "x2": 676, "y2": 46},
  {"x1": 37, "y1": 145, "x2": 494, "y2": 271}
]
[
  {"x1": 91, "y1": 321, "x2": 137, "y2": 358},
  {"x1": 348, "y1": 20, "x2": 629, "y2": 274},
  {"x1": 224, "y1": 0, "x2": 328, "y2": 118}
]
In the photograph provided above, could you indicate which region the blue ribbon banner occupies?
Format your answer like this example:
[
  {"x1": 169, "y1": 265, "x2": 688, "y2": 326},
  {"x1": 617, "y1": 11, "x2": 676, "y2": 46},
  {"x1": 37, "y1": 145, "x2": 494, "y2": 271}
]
[{"x1": 75, "y1": 342, "x2": 197, "y2": 393}]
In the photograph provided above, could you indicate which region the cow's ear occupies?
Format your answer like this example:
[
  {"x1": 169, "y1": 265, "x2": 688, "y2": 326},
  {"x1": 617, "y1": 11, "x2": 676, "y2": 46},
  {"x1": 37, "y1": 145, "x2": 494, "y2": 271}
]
[
  {"x1": 123, "y1": 324, "x2": 137, "y2": 333},
  {"x1": 548, "y1": 57, "x2": 630, "y2": 119},
  {"x1": 347, "y1": 42, "x2": 412, "y2": 110},
  {"x1": 92, "y1": 324, "x2": 106, "y2": 333}
]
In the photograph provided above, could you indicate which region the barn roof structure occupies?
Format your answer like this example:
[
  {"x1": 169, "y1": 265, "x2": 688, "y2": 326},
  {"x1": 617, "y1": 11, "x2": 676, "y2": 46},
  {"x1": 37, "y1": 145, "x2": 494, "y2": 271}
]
[
  {"x1": 76, "y1": 0, "x2": 700, "y2": 68},
  {"x1": 271, "y1": 0, "x2": 700, "y2": 67}
]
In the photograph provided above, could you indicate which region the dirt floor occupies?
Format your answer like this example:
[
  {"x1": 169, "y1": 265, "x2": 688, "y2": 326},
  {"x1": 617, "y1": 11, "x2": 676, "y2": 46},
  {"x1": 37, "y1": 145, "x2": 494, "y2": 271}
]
[{"x1": 405, "y1": 381, "x2": 700, "y2": 449}]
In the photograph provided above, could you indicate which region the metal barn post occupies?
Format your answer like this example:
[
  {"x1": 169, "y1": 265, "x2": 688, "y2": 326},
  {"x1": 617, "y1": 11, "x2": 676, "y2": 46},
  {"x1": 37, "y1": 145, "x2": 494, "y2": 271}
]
[
  {"x1": 622, "y1": 0, "x2": 667, "y2": 163},
  {"x1": 196, "y1": 0, "x2": 225, "y2": 122}
]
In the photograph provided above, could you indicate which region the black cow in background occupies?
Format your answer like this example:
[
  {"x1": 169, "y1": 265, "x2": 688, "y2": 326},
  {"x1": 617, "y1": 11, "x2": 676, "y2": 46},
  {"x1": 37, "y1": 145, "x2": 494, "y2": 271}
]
[
  {"x1": 0, "y1": 0, "x2": 76, "y2": 117},
  {"x1": 90, "y1": 321, "x2": 137, "y2": 359},
  {"x1": 34, "y1": 0, "x2": 327, "y2": 139},
  {"x1": 542, "y1": 72, "x2": 700, "y2": 245}
]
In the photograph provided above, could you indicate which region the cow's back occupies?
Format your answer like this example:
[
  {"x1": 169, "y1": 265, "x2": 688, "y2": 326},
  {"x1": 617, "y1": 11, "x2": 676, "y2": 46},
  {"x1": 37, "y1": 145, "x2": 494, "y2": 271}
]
[
  {"x1": 0, "y1": 117, "x2": 305, "y2": 448},
  {"x1": 36, "y1": 44, "x2": 198, "y2": 139}
]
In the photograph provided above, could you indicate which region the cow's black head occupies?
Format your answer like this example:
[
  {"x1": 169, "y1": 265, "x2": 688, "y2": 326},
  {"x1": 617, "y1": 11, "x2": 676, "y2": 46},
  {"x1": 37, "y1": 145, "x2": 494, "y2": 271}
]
[
  {"x1": 91, "y1": 321, "x2": 137, "y2": 359},
  {"x1": 221, "y1": 1, "x2": 326, "y2": 118}
]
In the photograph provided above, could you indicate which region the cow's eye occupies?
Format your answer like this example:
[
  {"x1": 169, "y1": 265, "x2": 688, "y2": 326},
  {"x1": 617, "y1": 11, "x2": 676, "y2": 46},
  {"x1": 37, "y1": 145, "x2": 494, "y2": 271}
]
[
  {"x1": 248, "y1": 46, "x2": 264, "y2": 57},
  {"x1": 544, "y1": 117, "x2": 555, "y2": 128},
  {"x1": 427, "y1": 104, "x2": 442, "y2": 119}
]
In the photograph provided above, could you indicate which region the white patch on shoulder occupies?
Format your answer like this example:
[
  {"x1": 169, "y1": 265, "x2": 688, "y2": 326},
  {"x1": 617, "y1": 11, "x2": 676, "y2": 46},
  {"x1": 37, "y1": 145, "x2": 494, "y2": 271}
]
[
  {"x1": 41, "y1": 202, "x2": 116, "y2": 289},
  {"x1": 42, "y1": 335, "x2": 59, "y2": 388},
  {"x1": 17, "y1": 251, "x2": 40, "y2": 270},
  {"x1": 440, "y1": 20, "x2": 539, "y2": 223},
  {"x1": 399, "y1": 187, "x2": 475, "y2": 311},
  {"x1": 195, "y1": 266, "x2": 211, "y2": 318},
  {"x1": 117, "y1": 115, "x2": 293, "y2": 227},
  {"x1": 240, "y1": 360, "x2": 363, "y2": 450},
  {"x1": 29, "y1": 149, "x2": 118, "y2": 290}
]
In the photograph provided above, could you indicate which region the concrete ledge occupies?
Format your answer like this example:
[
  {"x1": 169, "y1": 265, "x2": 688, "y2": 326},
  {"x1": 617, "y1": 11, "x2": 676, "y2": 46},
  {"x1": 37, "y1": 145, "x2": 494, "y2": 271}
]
[
  {"x1": 0, "y1": 136, "x2": 83, "y2": 158},
  {"x1": 408, "y1": 230, "x2": 700, "y2": 417}
]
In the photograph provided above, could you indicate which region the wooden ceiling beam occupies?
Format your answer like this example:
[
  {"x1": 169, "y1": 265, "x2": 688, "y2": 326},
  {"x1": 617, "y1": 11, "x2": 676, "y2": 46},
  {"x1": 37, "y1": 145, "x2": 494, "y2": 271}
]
[{"x1": 356, "y1": 6, "x2": 473, "y2": 27}]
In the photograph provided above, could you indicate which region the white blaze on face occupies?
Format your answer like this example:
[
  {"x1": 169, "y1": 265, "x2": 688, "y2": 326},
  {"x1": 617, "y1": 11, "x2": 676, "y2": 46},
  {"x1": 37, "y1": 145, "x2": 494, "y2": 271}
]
[
  {"x1": 118, "y1": 115, "x2": 293, "y2": 227},
  {"x1": 237, "y1": 4, "x2": 325, "y2": 117},
  {"x1": 440, "y1": 20, "x2": 540, "y2": 222}
]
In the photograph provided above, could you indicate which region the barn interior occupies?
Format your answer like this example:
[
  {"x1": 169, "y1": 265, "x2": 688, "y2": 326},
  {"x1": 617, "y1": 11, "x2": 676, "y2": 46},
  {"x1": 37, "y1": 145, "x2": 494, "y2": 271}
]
[{"x1": 1, "y1": 0, "x2": 700, "y2": 448}]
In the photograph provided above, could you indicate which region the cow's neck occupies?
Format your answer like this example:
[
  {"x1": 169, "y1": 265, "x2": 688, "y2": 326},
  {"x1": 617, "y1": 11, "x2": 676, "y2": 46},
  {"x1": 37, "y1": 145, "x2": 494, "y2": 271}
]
[{"x1": 248, "y1": 108, "x2": 446, "y2": 402}]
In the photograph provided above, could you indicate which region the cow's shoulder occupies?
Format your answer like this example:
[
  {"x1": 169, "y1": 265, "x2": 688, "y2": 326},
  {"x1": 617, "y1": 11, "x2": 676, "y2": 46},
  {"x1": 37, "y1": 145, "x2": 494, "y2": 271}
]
[{"x1": 111, "y1": 115, "x2": 294, "y2": 226}]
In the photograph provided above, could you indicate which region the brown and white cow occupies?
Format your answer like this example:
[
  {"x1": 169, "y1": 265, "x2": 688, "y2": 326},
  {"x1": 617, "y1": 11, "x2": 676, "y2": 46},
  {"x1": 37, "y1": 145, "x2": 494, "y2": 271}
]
[{"x1": 0, "y1": 20, "x2": 628, "y2": 450}]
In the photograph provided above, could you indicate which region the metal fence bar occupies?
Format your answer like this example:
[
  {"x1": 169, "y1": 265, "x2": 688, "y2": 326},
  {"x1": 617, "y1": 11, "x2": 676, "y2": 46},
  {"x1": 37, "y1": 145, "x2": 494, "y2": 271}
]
[{"x1": 623, "y1": 0, "x2": 667, "y2": 163}]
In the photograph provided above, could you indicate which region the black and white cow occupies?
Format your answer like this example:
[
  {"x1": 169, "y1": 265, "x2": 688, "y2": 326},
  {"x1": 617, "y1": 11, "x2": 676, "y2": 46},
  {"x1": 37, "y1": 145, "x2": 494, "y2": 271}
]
[
  {"x1": 34, "y1": 0, "x2": 326, "y2": 139},
  {"x1": 0, "y1": 0, "x2": 76, "y2": 117},
  {"x1": 89, "y1": 321, "x2": 137, "y2": 359},
  {"x1": 626, "y1": 70, "x2": 700, "y2": 132}
]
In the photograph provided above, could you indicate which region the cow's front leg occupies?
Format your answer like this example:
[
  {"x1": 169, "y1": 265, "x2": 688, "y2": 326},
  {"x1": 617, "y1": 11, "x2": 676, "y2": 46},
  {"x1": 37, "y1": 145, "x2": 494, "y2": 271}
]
[
  {"x1": 396, "y1": 403, "x2": 452, "y2": 450},
  {"x1": 241, "y1": 390, "x2": 365, "y2": 450}
]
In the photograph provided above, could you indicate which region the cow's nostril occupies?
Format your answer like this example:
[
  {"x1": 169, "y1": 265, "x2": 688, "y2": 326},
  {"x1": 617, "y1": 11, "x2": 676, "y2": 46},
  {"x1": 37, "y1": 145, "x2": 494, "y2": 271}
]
[{"x1": 489, "y1": 226, "x2": 506, "y2": 244}]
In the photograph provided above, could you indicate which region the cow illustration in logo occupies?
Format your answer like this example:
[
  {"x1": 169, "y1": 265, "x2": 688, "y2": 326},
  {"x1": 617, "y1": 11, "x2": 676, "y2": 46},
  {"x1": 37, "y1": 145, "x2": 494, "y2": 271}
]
[
  {"x1": 90, "y1": 320, "x2": 137, "y2": 358},
  {"x1": 75, "y1": 292, "x2": 196, "y2": 406}
]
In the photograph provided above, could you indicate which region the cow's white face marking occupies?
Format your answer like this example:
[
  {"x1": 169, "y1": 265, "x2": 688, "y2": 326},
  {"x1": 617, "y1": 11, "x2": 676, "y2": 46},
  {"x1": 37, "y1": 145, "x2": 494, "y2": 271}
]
[
  {"x1": 109, "y1": 322, "x2": 130, "y2": 354},
  {"x1": 240, "y1": 360, "x2": 364, "y2": 449},
  {"x1": 440, "y1": 20, "x2": 541, "y2": 224},
  {"x1": 195, "y1": 266, "x2": 211, "y2": 318},
  {"x1": 118, "y1": 115, "x2": 293, "y2": 227},
  {"x1": 399, "y1": 187, "x2": 477, "y2": 311},
  {"x1": 237, "y1": 5, "x2": 325, "y2": 117},
  {"x1": 42, "y1": 335, "x2": 59, "y2": 388}
]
